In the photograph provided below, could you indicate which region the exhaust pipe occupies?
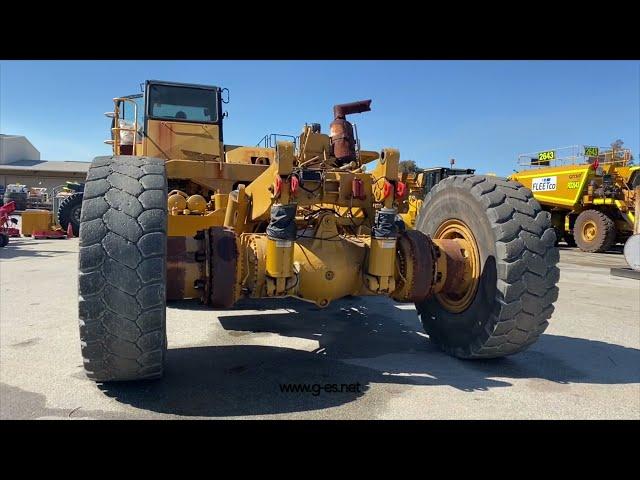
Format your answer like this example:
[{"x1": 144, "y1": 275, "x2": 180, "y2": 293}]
[{"x1": 330, "y1": 100, "x2": 372, "y2": 166}]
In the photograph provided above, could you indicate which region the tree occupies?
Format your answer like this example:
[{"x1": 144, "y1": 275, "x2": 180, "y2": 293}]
[
  {"x1": 399, "y1": 160, "x2": 418, "y2": 174},
  {"x1": 610, "y1": 139, "x2": 635, "y2": 163},
  {"x1": 611, "y1": 139, "x2": 625, "y2": 150}
]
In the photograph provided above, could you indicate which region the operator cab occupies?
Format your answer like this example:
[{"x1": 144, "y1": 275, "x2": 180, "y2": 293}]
[
  {"x1": 145, "y1": 81, "x2": 222, "y2": 126},
  {"x1": 106, "y1": 80, "x2": 226, "y2": 160}
]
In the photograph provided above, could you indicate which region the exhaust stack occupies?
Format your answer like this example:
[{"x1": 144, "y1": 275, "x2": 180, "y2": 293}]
[{"x1": 330, "y1": 100, "x2": 372, "y2": 166}]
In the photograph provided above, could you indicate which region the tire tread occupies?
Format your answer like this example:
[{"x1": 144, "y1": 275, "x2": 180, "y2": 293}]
[
  {"x1": 419, "y1": 175, "x2": 559, "y2": 358},
  {"x1": 78, "y1": 156, "x2": 167, "y2": 382}
]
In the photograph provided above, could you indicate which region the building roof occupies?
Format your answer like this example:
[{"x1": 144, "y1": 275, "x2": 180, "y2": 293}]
[
  {"x1": 0, "y1": 159, "x2": 90, "y2": 173},
  {"x1": 0, "y1": 134, "x2": 41, "y2": 164}
]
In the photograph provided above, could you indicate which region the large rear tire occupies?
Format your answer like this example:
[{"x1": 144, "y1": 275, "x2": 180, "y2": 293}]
[
  {"x1": 78, "y1": 155, "x2": 168, "y2": 382},
  {"x1": 57, "y1": 192, "x2": 84, "y2": 236},
  {"x1": 574, "y1": 209, "x2": 616, "y2": 253},
  {"x1": 415, "y1": 175, "x2": 559, "y2": 359},
  {"x1": 563, "y1": 232, "x2": 577, "y2": 247}
]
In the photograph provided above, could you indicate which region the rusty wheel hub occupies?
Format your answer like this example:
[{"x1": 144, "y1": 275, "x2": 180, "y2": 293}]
[
  {"x1": 393, "y1": 230, "x2": 436, "y2": 303},
  {"x1": 433, "y1": 219, "x2": 480, "y2": 314}
]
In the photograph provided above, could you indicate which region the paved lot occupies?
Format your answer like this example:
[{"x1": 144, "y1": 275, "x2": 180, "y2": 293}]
[{"x1": 1, "y1": 231, "x2": 639, "y2": 419}]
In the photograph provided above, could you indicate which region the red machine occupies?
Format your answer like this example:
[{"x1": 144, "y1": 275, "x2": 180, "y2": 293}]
[{"x1": 0, "y1": 201, "x2": 21, "y2": 247}]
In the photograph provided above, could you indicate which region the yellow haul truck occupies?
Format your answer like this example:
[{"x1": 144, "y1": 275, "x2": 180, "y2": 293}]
[
  {"x1": 399, "y1": 167, "x2": 476, "y2": 229},
  {"x1": 511, "y1": 145, "x2": 639, "y2": 253},
  {"x1": 77, "y1": 80, "x2": 559, "y2": 382}
]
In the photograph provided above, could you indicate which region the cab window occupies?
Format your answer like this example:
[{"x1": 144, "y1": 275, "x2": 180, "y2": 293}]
[{"x1": 148, "y1": 84, "x2": 218, "y2": 123}]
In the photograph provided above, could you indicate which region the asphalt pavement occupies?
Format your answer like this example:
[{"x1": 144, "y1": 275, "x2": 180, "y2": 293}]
[{"x1": 1, "y1": 233, "x2": 638, "y2": 419}]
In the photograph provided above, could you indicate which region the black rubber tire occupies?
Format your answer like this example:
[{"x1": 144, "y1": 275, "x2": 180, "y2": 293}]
[
  {"x1": 57, "y1": 192, "x2": 84, "y2": 236},
  {"x1": 415, "y1": 175, "x2": 559, "y2": 359},
  {"x1": 78, "y1": 155, "x2": 168, "y2": 382},
  {"x1": 574, "y1": 210, "x2": 616, "y2": 253},
  {"x1": 4, "y1": 192, "x2": 27, "y2": 211},
  {"x1": 553, "y1": 227, "x2": 563, "y2": 247},
  {"x1": 0, "y1": 233, "x2": 8, "y2": 248},
  {"x1": 563, "y1": 232, "x2": 577, "y2": 247}
]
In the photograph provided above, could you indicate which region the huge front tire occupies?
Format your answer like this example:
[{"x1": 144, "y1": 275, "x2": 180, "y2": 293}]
[
  {"x1": 415, "y1": 175, "x2": 559, "y2": 359},
  {"x1": 78, "y1": 156, "x2": 168, "y2": 382}
]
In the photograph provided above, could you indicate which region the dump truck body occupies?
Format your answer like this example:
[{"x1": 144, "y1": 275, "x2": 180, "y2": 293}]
[{"x1": 511, "y1": 145, "x2": 638, "y2": 252}]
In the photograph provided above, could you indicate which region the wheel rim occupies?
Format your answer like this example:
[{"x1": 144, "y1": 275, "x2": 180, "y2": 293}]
[
  {"x1": 582, "y1": 220, "x2": 597, "y2": 242},
  {"x1": 433, "y1": 219, "x2": 481, "y2": 313},
  {"x1": 72, "y1": 205, "x2": 81, "y2": 223}
]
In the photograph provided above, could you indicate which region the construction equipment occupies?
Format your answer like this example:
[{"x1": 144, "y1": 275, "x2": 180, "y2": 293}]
[
  {"x1": 20, "y1": 209, "x2": 66, "y2": 238},
  {"x1": 0, "y1": 201, "x2": 20, "y2": 247},
  {"x1": 612, "y1": 184, "x2": 640, "y2": 278},
  {"x1": 55, "y1": 182, "x2": 84, "y2": 236},
  {"x1": 25, "y1": 187, "x2": 51, "y2": 210},
  {"x1": 77, "y1": 80, "x2": 559, "y2": 382},
  {"x1": 3, "y1": 184, "x2": 28, "y2": 211},
  {"x1": 511, "y1": 145, "x2": 639, "y2": 253},
  {"x1": 627, "y1": 185, "x2": 640, "y2": 269},
  {"x1": 399, "y1": 167, "x2": 476, "y2": 229},
  {"x1": 20, "y1": 183, "x2": 76, "y2": 240}
]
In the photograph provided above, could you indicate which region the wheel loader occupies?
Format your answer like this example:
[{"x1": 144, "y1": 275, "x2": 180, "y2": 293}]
[
  {"x1": 77, "y1": 80, "x2": 559, "y2": 382},
  {"x1": 398, "y1": 166, "x2": 476, "y2": 229},
  {"x1": 511, "y1": 145, "x2": 639, "y2": 253}
]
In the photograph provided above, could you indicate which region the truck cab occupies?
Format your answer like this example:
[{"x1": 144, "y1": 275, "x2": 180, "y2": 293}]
[
  {"x1": 105, "y1": 80, "x2": 274, "y2": 198},
  {"x1": 107, "y1": 80, "x2": 224, "y2": 160}
]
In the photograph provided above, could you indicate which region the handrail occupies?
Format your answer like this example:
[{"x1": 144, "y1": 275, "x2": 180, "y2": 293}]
[
  {"x1": 111, "y1": 97, "x2": 139, "y2": 155},
  {"x1": 256, "y1": 133, "x2": 297, "y2": 149},
  {"x1": 517, "y1": 145, "x2": 633, "y2": 168}
]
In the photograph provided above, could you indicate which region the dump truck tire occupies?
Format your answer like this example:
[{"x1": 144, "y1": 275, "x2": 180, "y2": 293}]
[
  {"x1": 0, "y1": 233, "x2": 8, "y2": 248},
  {"x1": 563, "y1": 232, "x2": 577, "y2": 247},
  {"x1": 57, "y1": 192, "x2": 84, "y2": 236},
  {"x1": 415, "y1": 175, "x2": 559, "y2": 359},
  {"x1": 574, "y1": 209, "x2": 616, "y2": 253},
  {"x1": 78, "y1": 156, "x2": 168, "y2": 382},
  {"x1": 553, "y1": 227, "x2": 563, "y2": 247}
]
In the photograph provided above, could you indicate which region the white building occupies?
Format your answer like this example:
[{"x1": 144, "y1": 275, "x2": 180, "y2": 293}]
[{"x1": 0, "y1": 135, "x2": 90, "y2": 194}]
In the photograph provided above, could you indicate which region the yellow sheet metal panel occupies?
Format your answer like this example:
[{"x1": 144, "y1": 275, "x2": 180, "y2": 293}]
[
  {"x1": 20, "y1": 210, "x2": 52, "y2": 236},
  {"x1": 167, "y1": 211, "x2": 225, "y2": 237},
  {"x1": 145, "y1": 120, "x2": 221, "y2": 160},
  {"x1": 225, "y1": 146, "x2": 275, "y2": 165},
  {"x1": 512, "y1": 164, "x2": 592, "y2": 209}
]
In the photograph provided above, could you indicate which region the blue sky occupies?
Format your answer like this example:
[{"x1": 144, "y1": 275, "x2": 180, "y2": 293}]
[{"x1": 1, "y1": 60, "x2": 637, "y2": 176}]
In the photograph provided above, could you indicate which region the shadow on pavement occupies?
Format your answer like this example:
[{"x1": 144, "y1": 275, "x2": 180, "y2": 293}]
[
  {"x1": 100, "y1": 297, "x2": 640, "y2": 417},
  {"x1": 0, "y1": 237, "x2": 71, "y2": 260}
]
